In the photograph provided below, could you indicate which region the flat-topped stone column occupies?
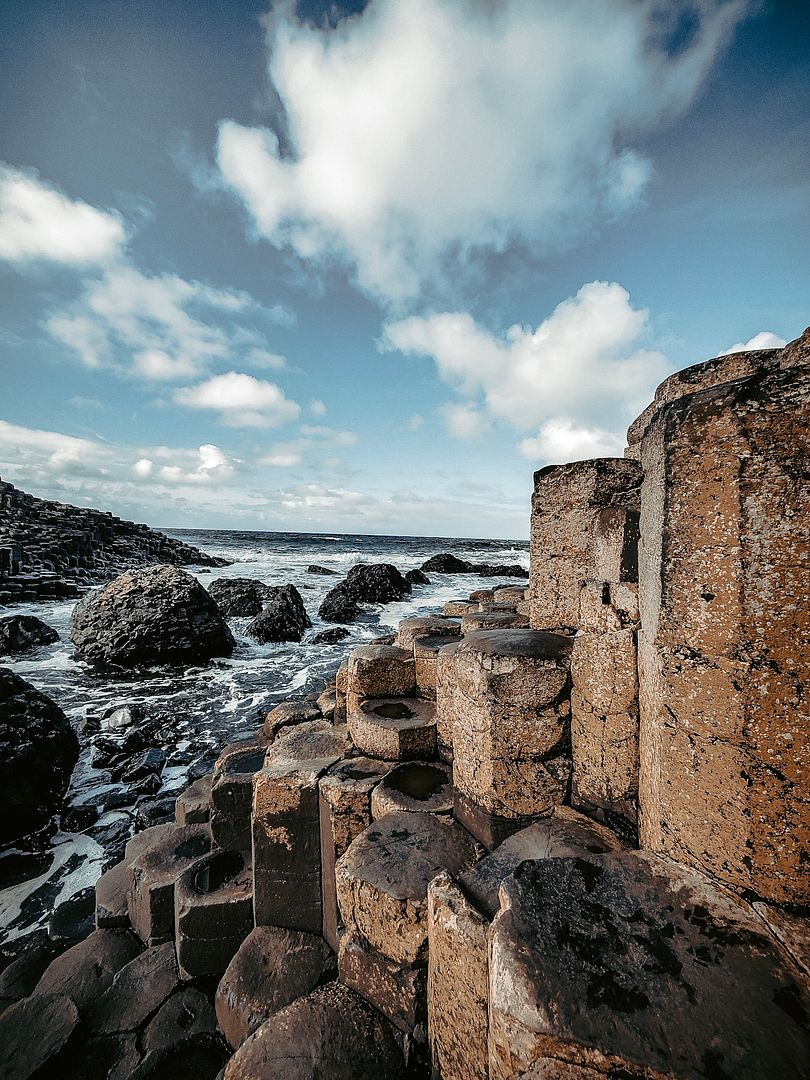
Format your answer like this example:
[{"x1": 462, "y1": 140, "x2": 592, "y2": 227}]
[
  {"x1": 638, "y1": 354, "x2": 810, "y2": 903},
  {"x1": 252, "y1": 721, "x2": 350, "y2": 932},
  {"x1": 571, "y1": 581, "x2": 640, "y2": 824},
  {"x1": 530, "y1": 458, "x2": 641, "y2": 631},
  {"x1": 346, "y1": 644, "x2": 415, "y2": 715},
  {"x1": 447, "y1": 629, "x2": 573, "y2": 847},
  {"x1": 211, "y1": 742, "x2": 267, "y2": 851}
]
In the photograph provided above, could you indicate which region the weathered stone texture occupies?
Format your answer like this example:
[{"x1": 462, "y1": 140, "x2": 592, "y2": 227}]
[
  {"x1": 448, "y1": 630, "x2": 573, "y2": 836},
  {"x1": 127, "y1": 824, "x2": 212, "y2": 945},
  {"x1": 488, "y1": 852, "x2": 810, "y2": 1080},
  {"x1": 529, "y1": 458, "x2": 641, "y2": 631},
  {"x1": 174, "y1": 774, "x2": 212, "y2": 825},
  {"x1": 252, "y1": 721, "x2": 350, "y2": 932},
  {"x1": 638, "y1": 362, "x2": 810, "y2": 903},
  {"x1": 349, "y1": 697, "x2": 437, "y2": 761},
  {"x1": 427, "y1": 870, "x2": 489, "y2": 1080},
  {"x1": 396, "y1": 615, "x2": 460, "y2": 649},
  {"x1": 371, "y1": 760, "x2": 452, "y2": 817},
  {"x1": 414, "y1": 632, "x2": 463, "y2": 700},
  {"x1": 346, "y1": 644, "x2": 415, "y2": 714},
  {"x1": 338, "y1": 929, "x2": 426, "y2": 1033},
  {"x1": 210, "y1": 742, "x2": 266, "y2": 851},
  {"x1": 436, "y1": 640, "x2": 463, "y2": 762},
  {"x1": 174, "y1": 848, "x2": 254, "y2": 979},
  {"x1": 571, "y1": 583, "x2": 640, "y2": 822},
  {"x1": 335, "y1": 811, "x2": 478, "y2": 965}
]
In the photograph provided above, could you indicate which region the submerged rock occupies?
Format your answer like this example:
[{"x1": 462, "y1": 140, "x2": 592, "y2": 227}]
[
  {"x1": 0, "y1": 668, "x2": 79, "y2": 844},
  {"x1": 246, "y1": 584, "x2": 310, "y2": 643},
  {"x1": 405, "y1": 568, "x2": 430, "y2": 586},
  {"x1": 309, "y1": 626, "x2": 350, "y2": 645},
  {"x1": 318, "y1": 584, "x2": 361, "y2": 624},
  {"x1": 307, "y1": 564, "x2": 337, "y2": 576},
  {"x1": 207, "y1": 578, "x2": 275, "y2": 617},
  {"x1": 0, "y1": 615, "x2": 59, "y2": 655},
  {"x1": 70, "y1": 565, "x2": 234, "y2": 667},
  {"x1": 421, "y1": 553, "x2": 472, "y2": 574}
]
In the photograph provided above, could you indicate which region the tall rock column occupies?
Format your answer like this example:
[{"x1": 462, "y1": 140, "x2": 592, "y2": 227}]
[
  {"x1": 529, "y1": 458, "x2": 641, "y2": 631},
  {"x1": 637, "y1": 333, "x2": 810, "y2": 904}
]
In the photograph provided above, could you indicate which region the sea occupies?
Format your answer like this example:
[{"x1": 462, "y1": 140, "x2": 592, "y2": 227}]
[{"x1": 0, "y1": 529, "x2": 529, "y2": 945}]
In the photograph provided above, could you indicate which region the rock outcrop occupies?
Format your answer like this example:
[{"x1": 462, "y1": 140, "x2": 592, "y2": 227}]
[
  {"x1": 421, "y1": 552, "x2": 528, "y2": 578},
  {"x1": 0, "y1": 667, "x2": 79, "y2": 842},
  {"x1": 318, "y1": 562, "x2": 411, "y2": 623},
  {"x1": 0, "y1": 615, "x2": 59, "y2": 655},
  {"x1": 70, "y1": 564, "x2": 235, "y2": 667},
  {"x1": 246, "y1": 585, "x2": 310, "y2": 643},
  {"x1": 207, "y1": 578, "x2": 275, "y2": 617}
]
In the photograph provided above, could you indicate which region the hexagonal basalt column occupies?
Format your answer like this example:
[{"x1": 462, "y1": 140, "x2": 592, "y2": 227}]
[
  {"x1": 175, "y1": 848, "x2": 254, "y2": 979},
  {"x1": 529, "y1": 458, "x2": 641, "y2": 631},
  {"x1": 435, "y1": 640, "x2": 463, "y2": 763},
  {"x1": 127, "y1": 823, "x2": 212, "y2": 946},
  {"x1": 449, "y1": 629, "x2": 573, "y2": 847},
  {"x1": 460, "y1": 610, "x2": 528, "y2": 635},
  {"x1": 346, "y1": 644, "x2": 415, "y2": 715},
  {"x1": 413, "y1": 633, "x2": 462, "y2": 701},
  {"x1": 349, "y1": 697, "x2": 437, "y2": 761},
  {"x1": 211, "y1": 742, "x2": 267, "y2": 851},
  {"x1": 396, "y1": 615, "x2": 460, "y2": 650},
  {"x1": 175, "y1": 775, "x2": 212, "y2": 825},
  {"x1": 252, "y1": 721, "x2": 350, "y2": 933},
  {"x1": 319, "y1": 755, "x2": 391, "y2": 950},
  {"x1": 637, "y1": 355, "x2": 810, "y2": 903},
  {"x1": 371, "y1": 761, "x2": 452, "y2": 818},
  {"x1": 571, "y1": 581, "x2": 640, "y2": 824}
]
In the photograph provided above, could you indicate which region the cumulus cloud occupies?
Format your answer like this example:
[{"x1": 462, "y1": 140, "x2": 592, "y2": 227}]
[
  {"x1": 0, "y1": 164, "x2": 125, "y2": 266},
  {"x1": 518, "y1": 419, "x2": 625, "y2": 463},
  {"x1": 174, "y1": 371, "x2": 301, "y2": 428},
  {"x1": 719, "y1": 330, "x2": 787, "y2": 354},
  {"x1": 439, "y1": 403, "x2": 492, "y2": 441},
  {"x1": 384, "y1": 280, "x2": 668, "y2": 458},
  {"x1": 216, "y1": 0, "x2": 747, "y2": 304},
  {"x1": 47, "y1": 264, "x2": 292, "y2": 382}
]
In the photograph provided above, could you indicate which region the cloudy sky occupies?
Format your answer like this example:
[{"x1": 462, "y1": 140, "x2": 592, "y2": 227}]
[{"x1": 1, "y1": 0, "x2": 808, "y2": 538}]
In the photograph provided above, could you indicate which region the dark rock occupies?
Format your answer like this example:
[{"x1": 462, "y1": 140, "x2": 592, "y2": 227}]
[
  {"x1": 307, "y1": 564, "x2": 337, "y2": 575},
  {"x1": 60, "y1": 804, "x2": 99, "y2": 832},
  {"x1": 246, "y1": 584, "x2": 310, "y2": 643},
  {"x1": 420, "y1": 553, "x2": 472, "y2": 573},
  {"x1": 103, "y1": 789, "x2": 139, "y2": 811},
  {"x1": 207, "y1": 578, "x2": 275, "y2": 618},
  {"x1": 223, "y1": 981, "x2": 405, "y2": 1080},
  {"x1": 135, "y1": 796, "x2": 177, "y2": 830},
  {"x1": 309, "y1": 626, "x2": 350, "y2": 645},
  {"x1": 141, "y1": 987, "x2": 218, "y2": 1060},
  {"x1": 0, "y1": 992, "x2": 79, "y2": 1080},
  {"x1": 99, "y1": 702, "x2": 147, "y2": 733},
  {"x1": 89, "y1": 941, "x2": 181, "y2": 1034},
  {"x1": 489, "y1": 851, "x2": 810, "y2": 1080},
  {"x1": 71, "y1": 565, "x2": 235, "y2": 667},
  {"x1": 131, "y1": 1032, "x2": 230, "y2": 1080},
  {"x1": 343, "y1": 563, "x2": 411, "y2": 604},
  {"x1": 371, "y1": 633, "x2": 397, "y2": 645},
  {"x1": 48, "y1": 887, "x2": 95, "y2": 945},
  {"x1": 0, "y1": 936, "x2": 62, "y2": 1016},
  {"x1": 317, "y1": 584, "x2": 361, "y2": 624},
  {"x1": 0, "y1": 615, "x2": 59, "y2": 655},
  {"x1": 472, "y1": 562, "x2": 529, "y2": 578},
  {"x1": 405, "y1": 568, "x2": 430, "y2": 586},
  {"x1": 35, "y1": 928, "x2": 142, "y2": 1013},
  {"x1": 0, "y1": 668, "x2": 79, "y2": 844},
  {"x1": 120, "y1": 748, "x2": 167, "y2": 784}
]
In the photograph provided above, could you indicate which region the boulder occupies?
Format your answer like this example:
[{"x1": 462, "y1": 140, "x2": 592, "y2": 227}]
[
  {"x1": 207, "y1": 578, "x2": 275, "y2": 617},
  {"x1": 70, "y1": 565, "x2": 234, "y2": 667},
  {"x1": 246, "y1": 585, "x2": 310, "y2": 643},
  {"x1": 215, "y1": 925, "x2": 337, "y2": 1049},
  {"x1": 141, "y1": 987, "x2": 218, "y2": 1060},
  {"x1": 223, "y1": 982, "x2": 405, "y2": 1080},
  {"x1": 0, "y1": 992, "x2": 79, "y2": 1080},
  {"x1": 263, "y1": 700, "x2": 321, "y2": 743},
  {"x1": 309, "y1": 626, "x2": 350, "y2": 645},
  {"x1": 342, "y1": 563, "x2": 411, "y2": 604},
  {"x1": 35, "y1": 928, "x2": 142, "y2": 1013},
  {"x1": 88, "y1": 941, "x2": 181, "y2": 1035},
  {"x1": 307, "y1": 564, "x2": 337, "y2": 575},
  {"x1": 473, "y1": 562, "x2": 529, "y2": 578},
  {"x1": 317, "y1": 584, "x2": 361, "y2": 623},
  {"x1": 405, "y1": 568, "x2": 430, "y2": 586},
  {"x1": 421, "y1": 553, "x2": 473, "y2": 574},
  {"x1": 0, "y1": 615, "x2": 59, "y2": 655},
  {"x1": 0, "y1": 667, "x2": 79, "y2": 843}
]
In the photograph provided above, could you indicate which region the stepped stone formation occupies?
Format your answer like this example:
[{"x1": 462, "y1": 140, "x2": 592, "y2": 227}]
[
  {"x1": 0, "y1": 474, "x2": 226, "y2": 606},
  {"x1": 7, "y1": 329, "x2": 809, "y2": 1080}
]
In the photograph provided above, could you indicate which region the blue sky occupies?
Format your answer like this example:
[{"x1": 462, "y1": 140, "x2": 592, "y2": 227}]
[{"x1": 0, "y1": 0, "x2": 807, "y2": 538}]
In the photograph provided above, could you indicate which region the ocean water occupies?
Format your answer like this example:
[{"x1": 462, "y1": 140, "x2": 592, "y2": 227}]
[{"x1": 0, "y1": 529, "x2": 528, "y2": 943}]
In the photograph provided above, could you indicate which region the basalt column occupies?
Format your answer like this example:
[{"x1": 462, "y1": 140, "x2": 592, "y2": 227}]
[
  {"x1": 529, "y1": 458, "x2": 641, "y2": 631},
  {"x1": 637, "y1": 334, "x2": 810, "y2": 904}
]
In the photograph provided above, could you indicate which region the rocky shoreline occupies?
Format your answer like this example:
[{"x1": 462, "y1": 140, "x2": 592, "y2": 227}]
[{"x1": 0, "y1": 329, "x2": 808, "y2": 1079}]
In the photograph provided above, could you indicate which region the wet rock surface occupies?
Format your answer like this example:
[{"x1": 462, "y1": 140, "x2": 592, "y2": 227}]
[
  {"x1": 0, "y1": 615, "x2": 59, "y2": 655},
  {"x1": 421, "y1": 553, "x2": 529, "y2": 578},
  {"x1": 319, "y1": 562, "x2": 411, "y2": 623},
  {"x1": 71, "y1": 565, "x2": 235, "y2": 668},
  {"x1": 0, "y1": 668, "x2": 79, "y2": 843},
  {"x1": 206, "y1": 578, "x2": 275, "y2": 617},
  {"x1": 245, "y1": 584, "x2": 310, "y2": 643}
]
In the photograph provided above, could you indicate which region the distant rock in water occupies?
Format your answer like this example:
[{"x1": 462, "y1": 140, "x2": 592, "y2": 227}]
[
  {"x1": 317, "y1": 563, "x2": 411, "y2": 624},
  {"x1": 208, "y1": 577, "x2": 276, "y2": 617},
  {"x1": 247, "y1": 585, "x2": 311, "y2": 643},
  {"x1": 307, "y1": 564, "x2": 337, "y2": 576},
  {"x1": 0, "y1": 667, "x2": 79, "y2": 843},
  {"x1": 0, "y1": 473, "x2": 228, "y2": 606},
  {"x1": 70, "y1": 564, "x2": 235, "y2": 667},
  {"x1": 309, "y1": 626, "x2": 350, "y2": 645},
  {"x1": 405, "y1": 568, "x2": 430, "y2": 586},
  {"x1": 0, "y1": 615, "x2": 59, "y2": 655},
  {"x1": 421, "y1": 552, "x2": 528, "y2": 578}
]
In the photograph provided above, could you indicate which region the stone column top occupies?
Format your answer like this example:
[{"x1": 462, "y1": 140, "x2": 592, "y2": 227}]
[
  {"x1": 532, "y1": 457, "x2": 641, "y2": 503},
  {"x1": 455, "y1": 628, "x2": 573, "y2": 661}
]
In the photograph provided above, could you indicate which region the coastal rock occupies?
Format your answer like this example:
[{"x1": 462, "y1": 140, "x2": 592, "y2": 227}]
[
  {"x1": 318, "y1": 583, "x2": 361, "y2": 623},
  {"x1": 309, "y1": 626, "x2": 350, "y2": 645},
  {"x1": 421, "y1": 553, "x2": 472, "y2": 574},
  {"x1": 405, "y1": 568, "x2": 430, "y2": 586},
  {"x1": 246, "y1": 584, "x2": 310, "y2": 643},
  {"x1": 70, "y1": 564, "x2": 235, "y2": 667},
  {"x1": 0, "y1": 667, "x2": 79, "y2": 843},
  {"x1": 343, "y1": 563, "x2": 411, "y2": 604},
  {"x1": 0, "y1": 615, "x2": 59, "y2": 655},
  {"x1": 307, "y1": 564, "x2": 337, "y2": 575},
  {"x1": 0, "y1": 992, "x2": 79, "y2": 1080},
  {"x1": 207, "y1": 577, "x2": 275, "y2": 617},
  {"x1": 34, "y1": 928, "x2": 142, "y2": 1013}
]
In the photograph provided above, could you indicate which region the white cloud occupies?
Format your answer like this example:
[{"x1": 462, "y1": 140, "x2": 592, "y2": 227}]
[
  {"x1": 0, "y1": 163, "x2": 125, "y2": 267},
  {"x1": 384, "y1": 280, "x2": 669, "y2": 457},
  {"x1": 719, "y1": 330, "x2": 787, "y2": 354},
  {"x1": 133, "y1": 458, "x2": 154, "y2": 477},
  {"x1": 439, "y1": 402, "x2": 492, "y2": 441},
  {"x1": 174, "y1": 371, "x2": 301, "y2": 428},
  {"x1": 299, "y1": 424, "x2": 359, "y2": 447},
  {"x1": 47, "y1": 264, "x2": 291, "y2": 382},
  {"x1": 309, "y1": 398, "x2": 327, "y2": 416},
  {"x1": 519, "y1": 419, "x2": 625, "y2": 463},
  {"x1": 261, "y1": 449, "x2": 303, "y2": 467},
  {"x1": 216, "y1": 0, "x2": 747, "y2": 304}
]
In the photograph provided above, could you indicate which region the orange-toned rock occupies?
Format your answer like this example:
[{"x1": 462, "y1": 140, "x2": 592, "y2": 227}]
[{"x1": 637, "y1": 357, "x2": 810, "y2": 903}]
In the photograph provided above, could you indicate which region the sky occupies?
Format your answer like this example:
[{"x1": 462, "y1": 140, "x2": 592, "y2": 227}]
[{"x1": 0, "y1": 0, "x2": 808, "y2": 539}]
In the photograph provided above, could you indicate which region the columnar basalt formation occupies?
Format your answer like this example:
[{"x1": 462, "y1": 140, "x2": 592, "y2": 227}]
[{"x1": 10, "y1": 330, "x2": 810, "y2": 1080}]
